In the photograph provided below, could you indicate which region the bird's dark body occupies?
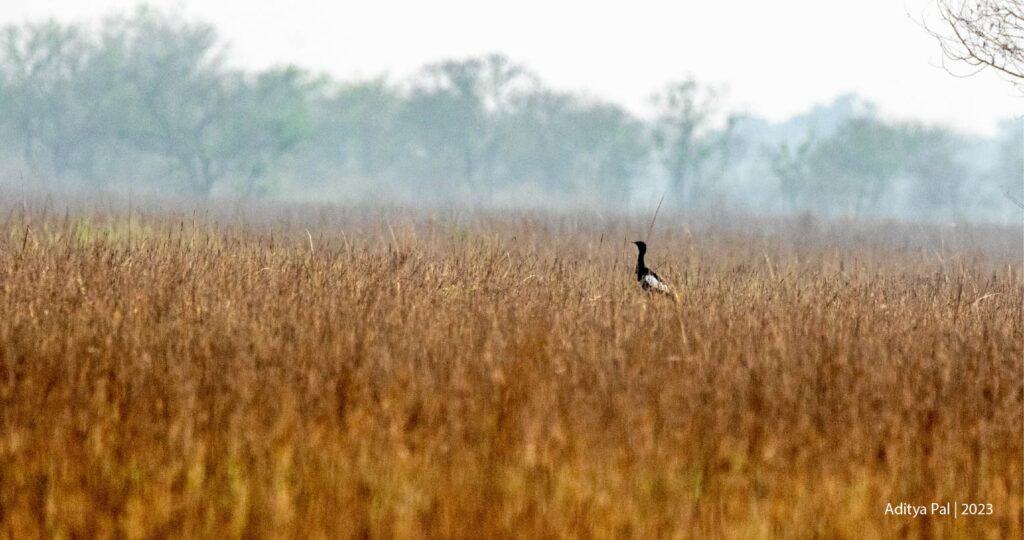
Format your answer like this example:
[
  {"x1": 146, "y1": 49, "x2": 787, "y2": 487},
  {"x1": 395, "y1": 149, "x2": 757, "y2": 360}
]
[
  {"x1": 639, "y1": 269, "x2": 665, "y2": 290},
  {"x1": 632, "y1": 240, "x2": 674, "y2": 297}
]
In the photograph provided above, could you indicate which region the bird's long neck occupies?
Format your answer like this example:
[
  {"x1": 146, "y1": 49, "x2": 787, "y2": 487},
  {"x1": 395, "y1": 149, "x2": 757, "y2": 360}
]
[{"x1": 635, "y1": 249, "x2": 647, "y2": 277}]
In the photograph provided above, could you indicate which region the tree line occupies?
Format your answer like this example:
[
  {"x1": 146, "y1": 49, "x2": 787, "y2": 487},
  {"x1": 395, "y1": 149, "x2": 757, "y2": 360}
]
[{"x1": 0, "y1": 8, "x2": 1019, "y2": 221}]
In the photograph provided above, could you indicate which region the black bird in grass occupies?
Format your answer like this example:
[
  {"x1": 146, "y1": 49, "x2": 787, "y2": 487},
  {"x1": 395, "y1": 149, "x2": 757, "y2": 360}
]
[{"x1": 633, "y1": 241, "x2": 678, "y2": 301}]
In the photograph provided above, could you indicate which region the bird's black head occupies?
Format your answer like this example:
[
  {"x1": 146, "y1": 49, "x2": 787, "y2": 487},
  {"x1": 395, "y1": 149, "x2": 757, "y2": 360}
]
[{"x1": 633, "y1": 240, "x2": 647, "y2": 253}]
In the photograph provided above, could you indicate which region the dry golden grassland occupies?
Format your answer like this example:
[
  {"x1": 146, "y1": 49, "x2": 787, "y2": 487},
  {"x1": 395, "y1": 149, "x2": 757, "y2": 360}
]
[{"x1": 0, "y1": 202, "x2": 1021, "y2": 539}]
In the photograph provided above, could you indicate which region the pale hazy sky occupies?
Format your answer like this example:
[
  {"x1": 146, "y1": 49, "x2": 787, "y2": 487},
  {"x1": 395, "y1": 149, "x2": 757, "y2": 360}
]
[{"x1": 2, "y1": 0, "x2": 1020, "y2": 135}]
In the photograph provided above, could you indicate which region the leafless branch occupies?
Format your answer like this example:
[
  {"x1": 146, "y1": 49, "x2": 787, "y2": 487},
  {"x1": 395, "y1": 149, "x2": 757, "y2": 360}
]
[{"x1": 928, "y1": 0, "x2": 1024, "y2": 89}]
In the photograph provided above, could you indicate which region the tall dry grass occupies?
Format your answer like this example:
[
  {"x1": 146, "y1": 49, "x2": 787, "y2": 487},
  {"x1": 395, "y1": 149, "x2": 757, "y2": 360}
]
[{"x1": 0, "y1": 201, "x2": 1021, "y2": 539}]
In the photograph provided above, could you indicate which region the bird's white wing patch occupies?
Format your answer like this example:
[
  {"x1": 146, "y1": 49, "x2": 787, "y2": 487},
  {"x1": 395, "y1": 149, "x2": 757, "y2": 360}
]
[{"x1": 644, "y1": 274, "x2": 671, "y2": 293}]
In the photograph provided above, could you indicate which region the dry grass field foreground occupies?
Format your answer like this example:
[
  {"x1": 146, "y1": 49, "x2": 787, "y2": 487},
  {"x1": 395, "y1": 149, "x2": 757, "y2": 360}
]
[{"x1": 0, "y1": 200, "x2": 1021, "y2": 539}]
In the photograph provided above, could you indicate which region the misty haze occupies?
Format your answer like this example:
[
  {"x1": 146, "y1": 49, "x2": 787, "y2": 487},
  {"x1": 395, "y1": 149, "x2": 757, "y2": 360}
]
[{"x1": 0, "y1": 6, "x2": 1020, "y2": 222}]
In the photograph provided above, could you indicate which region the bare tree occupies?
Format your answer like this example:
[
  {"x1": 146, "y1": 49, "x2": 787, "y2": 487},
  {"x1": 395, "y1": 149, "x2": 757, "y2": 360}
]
[{"x1": 931, "y1": 0, "x2": 1024, "y2": 88}]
